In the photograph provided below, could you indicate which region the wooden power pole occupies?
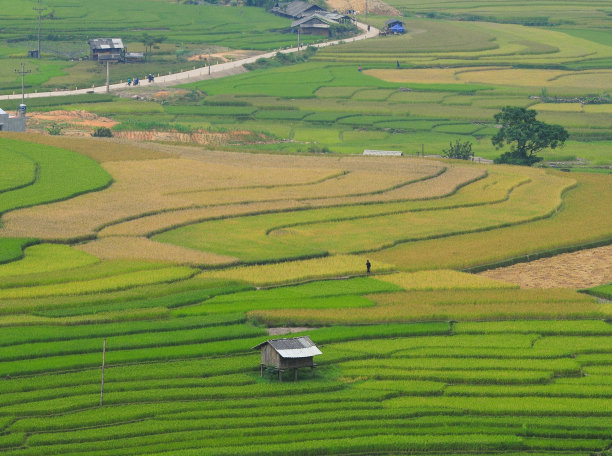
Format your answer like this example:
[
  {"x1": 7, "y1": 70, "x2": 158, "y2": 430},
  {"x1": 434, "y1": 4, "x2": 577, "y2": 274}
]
[
  {"x1": 33, "y1": 0, "x2": 46, "y2": 59},
  {"x1": 14, "y1": 63, "x2": 31, "y2": 105},
  {"x1": 100, "y1": 338, "x2": 106, "y2": 406}
]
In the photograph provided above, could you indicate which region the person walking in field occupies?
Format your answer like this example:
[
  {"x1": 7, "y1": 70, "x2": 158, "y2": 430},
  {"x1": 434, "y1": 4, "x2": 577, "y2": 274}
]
[
  {"x1": 366, "y1": 259, "x2": 371, "y2": 274},
  {"x1": 127, "y1": 78, "x2": 132, "y2": 86}
]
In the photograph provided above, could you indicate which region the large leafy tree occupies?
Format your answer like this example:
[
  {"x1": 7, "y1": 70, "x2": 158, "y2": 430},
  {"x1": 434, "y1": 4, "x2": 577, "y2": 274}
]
[{"x1": 492, "y1": 106, "x2": 569, "y2": 166}]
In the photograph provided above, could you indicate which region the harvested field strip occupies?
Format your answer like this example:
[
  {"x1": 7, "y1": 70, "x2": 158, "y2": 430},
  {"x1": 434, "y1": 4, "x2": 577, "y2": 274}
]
[
  {"x1": 0, "y1": 138, "x2": 111, "y2": 215},
  {"x1": 166, "y1": 170, "x2": 348, "y2": 195},
  {"x1": 478, "y1": 244, "x2": 612, "y2": 289}
]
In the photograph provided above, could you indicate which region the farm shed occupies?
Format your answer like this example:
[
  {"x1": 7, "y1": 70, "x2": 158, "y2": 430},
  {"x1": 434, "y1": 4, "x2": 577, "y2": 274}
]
[
  {"x1": 253, "y1": 336, "x2": 322, "y2": 381},
  {"x1": 271, "y1": 1, "x2": 325, "y2": 19},
  {"x1": 364, "y1": 149, "x2": 403, "y2": 156},
  {"x1": 0, "y1": 108, "x2": 26, "y2": 132},
  {"x1": 385, "y1": 18, "x2": 405, "y2": 34},
  {"x1": 88, "y1": 38, "x2": 125, "y2": 62}
]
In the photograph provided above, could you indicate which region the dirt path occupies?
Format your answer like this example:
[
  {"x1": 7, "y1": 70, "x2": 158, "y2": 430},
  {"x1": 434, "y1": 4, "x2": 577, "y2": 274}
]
[{"x1": 478, "y1": 245, "x2": 612, "y2": 289}]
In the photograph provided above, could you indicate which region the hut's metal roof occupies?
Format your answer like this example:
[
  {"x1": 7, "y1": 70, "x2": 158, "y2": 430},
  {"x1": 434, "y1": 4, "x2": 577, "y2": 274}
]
[
  {"x1": 253, "y1": 336, "x2": 322, "y2": 358},
  {"x1": 89, "y1": 38, "x2": 124, "y2": 50}
]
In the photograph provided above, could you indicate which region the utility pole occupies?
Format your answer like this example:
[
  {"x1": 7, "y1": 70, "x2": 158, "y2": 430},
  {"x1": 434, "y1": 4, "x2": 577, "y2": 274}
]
[
  {"x1": 15, "y1": 63, "x2": 31, "y2": 105},
  {"x1": 106, "y1": 61, "x2": 110, "y2": 93},
  {"x1": 33, "y1": 0, "x2": 46, "y2": 59},
  {"x1": 208, "y1": 50, "x2": 211, "y2": 75},
  {"x1": 297, "y1": 28, "x2": 301, "y2": 51},
  {"x1": 100, "y1": 338, "x2": 106, "y2": 406}
]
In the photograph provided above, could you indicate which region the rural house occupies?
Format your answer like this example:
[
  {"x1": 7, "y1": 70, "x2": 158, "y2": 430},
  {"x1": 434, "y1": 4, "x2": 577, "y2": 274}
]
[
  {"x1": 271, "y1": 0, "x2": 325, "y2": 19},
  {"x1": 385, "y1": 18, "x2": 405, "y2": 34},
  {"x1": 0, "y1": 107, "x2": 26, "y2": 132},
  {"x1": 88, "y1": 38, "x2": 125, "y2": 62},
  {"x1": 292, "y1": 13, "x2": 337, "y2": 36},
  {"x1": 254, "y1": 336, "x2": 322, "y2": 381}
]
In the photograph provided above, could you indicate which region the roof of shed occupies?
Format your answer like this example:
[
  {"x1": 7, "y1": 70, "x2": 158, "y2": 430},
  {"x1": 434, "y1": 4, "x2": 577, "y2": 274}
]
[
  {"x1": 253, "y1": 336, "x2": 322, "y2": 358},
  {"x1": 89, "y1": 38, "x2": 124, "y2": 50}
]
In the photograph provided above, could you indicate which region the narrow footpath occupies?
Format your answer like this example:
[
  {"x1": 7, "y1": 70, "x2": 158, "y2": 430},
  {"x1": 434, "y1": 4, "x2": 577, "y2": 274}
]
[{"x1": 1, "y1": 22, "x2": 378, "y2": 101}]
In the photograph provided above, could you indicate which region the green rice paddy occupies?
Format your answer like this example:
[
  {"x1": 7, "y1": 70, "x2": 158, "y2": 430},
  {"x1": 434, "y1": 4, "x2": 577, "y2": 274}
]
[{"x1": 1, "y1": 0, "x2": 611, "y2": 453}]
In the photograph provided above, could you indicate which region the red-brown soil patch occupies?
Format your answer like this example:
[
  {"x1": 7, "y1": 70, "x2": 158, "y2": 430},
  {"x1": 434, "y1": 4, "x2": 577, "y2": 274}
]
[
  {"x1": 28, "y1": 110, "x2": 118, "y2": 129},
  {"x1": 479, "y1": 245, "x2": 612, "y2": 289}
]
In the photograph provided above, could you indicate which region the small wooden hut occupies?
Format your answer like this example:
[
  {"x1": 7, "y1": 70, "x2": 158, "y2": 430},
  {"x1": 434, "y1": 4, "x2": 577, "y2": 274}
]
[{"x1": 253, "y1": 336, "x2": 322, "y2": 381}]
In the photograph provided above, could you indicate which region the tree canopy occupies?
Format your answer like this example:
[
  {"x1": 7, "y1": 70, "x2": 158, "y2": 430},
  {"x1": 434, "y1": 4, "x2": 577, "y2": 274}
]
[{"x1": 492, "y1": 106, "x2": 569, "y2": 166}]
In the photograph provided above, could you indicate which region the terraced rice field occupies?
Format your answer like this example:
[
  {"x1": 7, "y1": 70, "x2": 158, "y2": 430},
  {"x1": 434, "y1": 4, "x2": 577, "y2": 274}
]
[{"x1": 1, "y1": 103, "x2": 611, "y2": 455}]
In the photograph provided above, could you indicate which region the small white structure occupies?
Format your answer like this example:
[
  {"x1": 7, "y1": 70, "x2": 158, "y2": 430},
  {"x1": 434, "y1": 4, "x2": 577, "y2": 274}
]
[
  {"x1": 363, "y1": 149, "x2": 403, "y2": 156},
  {"x1": 0, "y1": 107, "x2": 26, "y2": 132}
]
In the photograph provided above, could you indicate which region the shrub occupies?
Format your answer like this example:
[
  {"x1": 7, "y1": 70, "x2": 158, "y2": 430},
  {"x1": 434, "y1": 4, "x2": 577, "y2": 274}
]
[
  {"x1": 443, "y1": 140, "x2": 474, "y2": 160},
  {"x1": 46, "y1": 123, "x2": 62, "y2": 135},
  {"x1": 92, "y1": 126, "x2": 113, "y2": 137}
]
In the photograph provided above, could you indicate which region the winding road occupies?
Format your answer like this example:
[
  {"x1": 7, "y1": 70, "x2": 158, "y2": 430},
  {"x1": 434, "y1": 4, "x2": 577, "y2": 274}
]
[{"x1": 1, "y1": 22, "x2": 378, "y2": 101}]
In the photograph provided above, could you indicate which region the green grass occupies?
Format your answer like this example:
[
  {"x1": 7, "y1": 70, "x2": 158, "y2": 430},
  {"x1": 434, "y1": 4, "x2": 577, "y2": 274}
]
[
  {"x1": 0, "y1": 137, "x2": 111, "y2": 216},
  {"x1": 0, "y1": 244, "x2": 98, "y2": 278}
]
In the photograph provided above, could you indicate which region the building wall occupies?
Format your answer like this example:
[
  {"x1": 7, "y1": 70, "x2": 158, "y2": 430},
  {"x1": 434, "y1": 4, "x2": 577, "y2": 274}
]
[
  {"x1": 0, "y1": 113, "x2": 26, "y2": 132},
  {"x1": 279, "y1": 356, "x2": 314, "y2": 369}
]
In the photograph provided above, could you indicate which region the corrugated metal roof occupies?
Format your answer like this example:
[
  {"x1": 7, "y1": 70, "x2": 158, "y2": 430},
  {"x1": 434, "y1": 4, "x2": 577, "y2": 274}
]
[
  {"x1": 364, "y1": 149, "x2": 403, "y2": 156},
  {"x1": 89, "y1": 38, "x2": 124, "y2": 50},
  {"x1": 285, "y1": 1, "x2": 324, "y2": 18},
  {"x1": 292, "y1": 13, "x2": 337, "y2": 27},
  {"x1": 253, "y1": 336, "x2": 322, "y2": 358}
]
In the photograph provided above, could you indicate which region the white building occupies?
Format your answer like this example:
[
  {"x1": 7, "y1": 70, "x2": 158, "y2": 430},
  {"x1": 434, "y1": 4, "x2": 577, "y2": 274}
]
[{"x1": 0, "y1": 108, "x2": 26, "y2": 132}]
